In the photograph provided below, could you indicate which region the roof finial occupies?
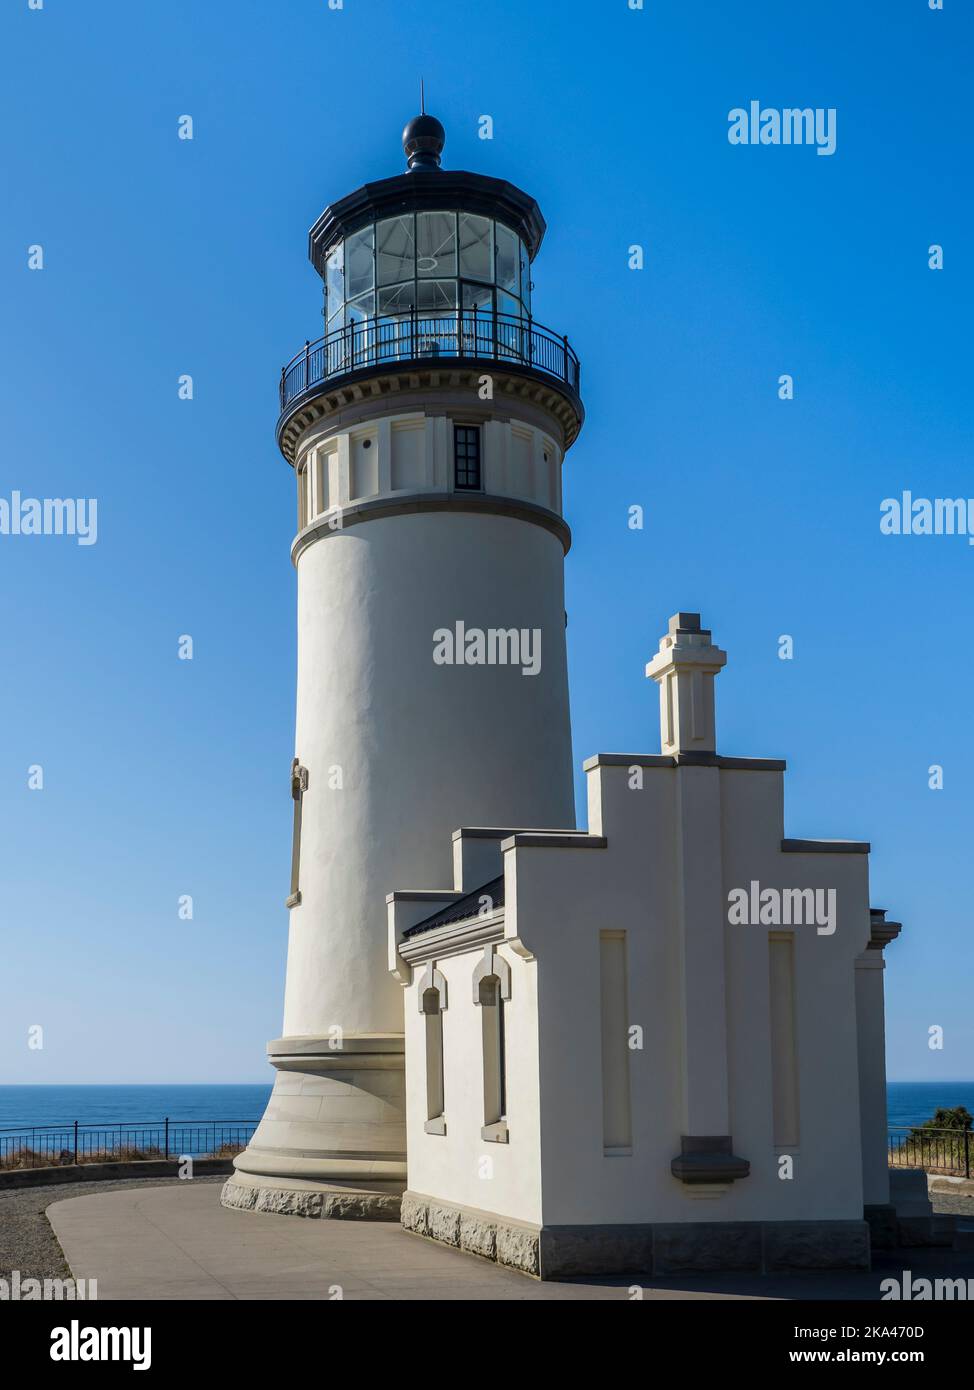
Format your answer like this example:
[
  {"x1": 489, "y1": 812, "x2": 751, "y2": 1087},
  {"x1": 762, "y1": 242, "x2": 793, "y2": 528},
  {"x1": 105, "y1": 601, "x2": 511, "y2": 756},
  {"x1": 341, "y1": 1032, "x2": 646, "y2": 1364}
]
[
  {"x1": 402, "y1": 107, "x2": 445, "y2": 172},
  {"x1": 420, "y1": 78, "x2": 425, "y2": 115}
]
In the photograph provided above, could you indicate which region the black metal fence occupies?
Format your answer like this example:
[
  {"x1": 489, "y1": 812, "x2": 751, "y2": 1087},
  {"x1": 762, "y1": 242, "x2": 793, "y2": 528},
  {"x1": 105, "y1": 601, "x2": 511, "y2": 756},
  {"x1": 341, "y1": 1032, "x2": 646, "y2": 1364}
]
[
  {"x1": 280, "y1": 310, "x2": 581, "y2": 411},
  {"x1": 888, "y1": 1127, "x2": 972, "y2": 1178},
  {"x1": 9, "y1": 1118, "x2": 965, "y2": 1175},
  {"x1": 0, "y1": 1119, "x2": 258, "y2": 1170}
]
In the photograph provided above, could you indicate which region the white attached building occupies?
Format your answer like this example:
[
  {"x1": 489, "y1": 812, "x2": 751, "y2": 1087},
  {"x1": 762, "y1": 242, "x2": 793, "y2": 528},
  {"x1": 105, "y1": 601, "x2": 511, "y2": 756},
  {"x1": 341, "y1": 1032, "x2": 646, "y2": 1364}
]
[{"x1": 388, "y1": 614, "x2": 901, "y2": 1278}]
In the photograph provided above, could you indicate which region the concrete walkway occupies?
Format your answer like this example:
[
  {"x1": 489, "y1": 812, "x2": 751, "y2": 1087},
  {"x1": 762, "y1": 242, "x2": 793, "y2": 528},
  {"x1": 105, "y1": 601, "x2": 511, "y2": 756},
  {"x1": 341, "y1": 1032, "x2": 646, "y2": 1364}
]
[
  {"x1": 47, "y1": 1183, "x2": 751, "y2": 1301},
  {"x1": 47, "y1": 1181, "x2": 974, "y2": 1301}
]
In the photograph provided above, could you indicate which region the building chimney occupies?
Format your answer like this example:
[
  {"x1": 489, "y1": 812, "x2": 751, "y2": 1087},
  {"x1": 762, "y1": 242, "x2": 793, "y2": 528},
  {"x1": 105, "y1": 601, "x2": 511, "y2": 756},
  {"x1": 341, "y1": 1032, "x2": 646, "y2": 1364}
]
[{"x1": 645, "y1": 613, "x2": 727, "y2": 756}]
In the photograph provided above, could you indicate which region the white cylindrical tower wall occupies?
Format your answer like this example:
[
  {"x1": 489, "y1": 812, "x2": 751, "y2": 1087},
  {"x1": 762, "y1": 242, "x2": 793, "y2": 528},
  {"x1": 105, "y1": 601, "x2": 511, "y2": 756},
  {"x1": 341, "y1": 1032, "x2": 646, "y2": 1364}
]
[
  {"x1": 285, "y1": 405, "x2": 574, "y2": 1036},
  {"x1": 287, "y1": 511, "x2": 573, "y2": 1036}
]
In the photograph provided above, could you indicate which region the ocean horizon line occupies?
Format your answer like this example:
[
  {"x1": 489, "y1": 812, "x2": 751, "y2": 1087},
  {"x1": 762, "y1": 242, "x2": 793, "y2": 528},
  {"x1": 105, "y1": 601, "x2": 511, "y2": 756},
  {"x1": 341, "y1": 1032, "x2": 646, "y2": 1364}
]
[
  {"x1": 2, "y1": 1079, "x2": 967, "y2": 1088},
  {"x1": 0, "y1": 1081, "x2": 274, "y2": 1087}
]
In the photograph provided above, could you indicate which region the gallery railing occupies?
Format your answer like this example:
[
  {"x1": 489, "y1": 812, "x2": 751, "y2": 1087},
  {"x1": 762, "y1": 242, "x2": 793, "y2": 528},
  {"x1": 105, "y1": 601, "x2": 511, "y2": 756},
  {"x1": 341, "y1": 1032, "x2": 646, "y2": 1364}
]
[
  {"x1": 0, "y1": 1118, "x2": 258, "y2": 1169},
  {"x1": 280, "y1": 310, "x2": 581, "y2": 411},
  {"x1": 888, "y1": 1126, "x2": 971, "y2": 1178}
]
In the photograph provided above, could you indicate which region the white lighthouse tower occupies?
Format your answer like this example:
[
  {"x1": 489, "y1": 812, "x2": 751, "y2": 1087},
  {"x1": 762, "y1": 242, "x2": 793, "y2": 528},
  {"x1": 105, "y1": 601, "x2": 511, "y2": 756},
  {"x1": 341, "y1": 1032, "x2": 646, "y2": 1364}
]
[{"x1": 226, "y1": 113, "x2": 585, "y2": 1215}]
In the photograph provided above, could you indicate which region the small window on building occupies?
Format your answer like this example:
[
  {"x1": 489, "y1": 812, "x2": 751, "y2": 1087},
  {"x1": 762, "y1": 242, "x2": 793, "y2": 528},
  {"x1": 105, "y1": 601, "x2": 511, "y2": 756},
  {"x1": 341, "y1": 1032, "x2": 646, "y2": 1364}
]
[
  {"x1": 479, "y1": 976, "x2": 506, "y2": 1130},
  {"x1": 418, "y1": 964, "x2": 448, "y2": 1136},
  {"x1": 454, "y1": 425, "x2": 482, "y2": 491},
  {"x1": 472, "y1": 946, "x2": 511, "y2": 1143},
  {"x1": 422, "y1": 987, "x2": 445, "y2": 1132}
]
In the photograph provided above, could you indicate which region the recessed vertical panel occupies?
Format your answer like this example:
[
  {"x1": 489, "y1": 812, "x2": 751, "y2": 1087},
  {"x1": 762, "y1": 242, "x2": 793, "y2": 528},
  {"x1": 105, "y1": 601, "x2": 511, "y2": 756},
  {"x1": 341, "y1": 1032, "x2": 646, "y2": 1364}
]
[
  {"x1": 297, "y1": 462, "x2": 309, "y2": 531},
  {"x1": 391, "y1": 421, "x2": 425, "y2": 491},
  {"x1": 664, "y1": 672, "x2": 675, "y2": 748},
  {"x1": 600, "y1": 930, "x2": 632, "y2": 1153},
  {"x1": 769, "y1": 933, "x2": 800, "y2": 1148},
  {"x1": 350, "y1": 436, "x2": 378, "y2": 500}
]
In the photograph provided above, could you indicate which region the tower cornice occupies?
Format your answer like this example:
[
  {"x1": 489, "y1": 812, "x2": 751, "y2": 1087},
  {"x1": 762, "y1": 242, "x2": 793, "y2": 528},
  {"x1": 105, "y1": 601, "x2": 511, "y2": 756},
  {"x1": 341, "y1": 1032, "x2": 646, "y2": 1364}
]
[{"x1": 277, "y1": 362, "x2": 583, "y2": 465}]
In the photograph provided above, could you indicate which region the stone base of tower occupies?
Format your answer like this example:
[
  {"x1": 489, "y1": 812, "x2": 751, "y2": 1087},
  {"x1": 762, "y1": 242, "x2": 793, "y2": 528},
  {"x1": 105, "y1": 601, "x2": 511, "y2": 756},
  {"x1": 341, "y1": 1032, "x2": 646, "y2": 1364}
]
[{"x1": 223, "y1": 1034, "x2": 406, "y2": 1220}]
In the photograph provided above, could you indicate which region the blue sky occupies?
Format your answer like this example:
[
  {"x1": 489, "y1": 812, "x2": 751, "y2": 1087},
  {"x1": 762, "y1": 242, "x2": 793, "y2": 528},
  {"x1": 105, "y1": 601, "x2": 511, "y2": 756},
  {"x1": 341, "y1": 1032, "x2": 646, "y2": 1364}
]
[{"x1": 1, "y1": 0, "x2": 970, "y2": 1085}]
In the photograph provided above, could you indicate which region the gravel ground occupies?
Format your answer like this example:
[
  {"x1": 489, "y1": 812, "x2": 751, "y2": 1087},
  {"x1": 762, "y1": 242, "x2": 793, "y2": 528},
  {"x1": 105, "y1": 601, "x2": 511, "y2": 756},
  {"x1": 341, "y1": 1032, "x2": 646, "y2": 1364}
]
[
  {"x1": 1, "y1": 1177, "x2": 970, "y2": 1287},
  {"x1": 0, "y1": 1175, "x2": 225, "y2": 1282}
]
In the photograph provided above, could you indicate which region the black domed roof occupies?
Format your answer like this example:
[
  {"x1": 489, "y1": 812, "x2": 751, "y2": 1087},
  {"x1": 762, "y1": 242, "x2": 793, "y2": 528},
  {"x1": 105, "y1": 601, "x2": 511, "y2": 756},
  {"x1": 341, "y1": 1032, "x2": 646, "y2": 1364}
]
[
  {"x1": 307, "y1": 112, "x2": 547, "y2": 274},
  {"x1": 308, "y1": 169, "x2": 547, "y2": 275}
]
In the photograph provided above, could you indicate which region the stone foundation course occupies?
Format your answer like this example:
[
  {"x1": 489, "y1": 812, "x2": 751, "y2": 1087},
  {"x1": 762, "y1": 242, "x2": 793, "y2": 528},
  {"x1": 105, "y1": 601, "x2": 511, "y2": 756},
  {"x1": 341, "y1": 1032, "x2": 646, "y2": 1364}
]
[
  {"x1": 401, "y1": 1191, "x2": 541, "y2": 1275},
  {"x1": 400, "y1": 1192, "x2": 872, "y2": 1279},
  {"x1": 221, "y1": 1180, "x2": 401, "y2": 1221}
]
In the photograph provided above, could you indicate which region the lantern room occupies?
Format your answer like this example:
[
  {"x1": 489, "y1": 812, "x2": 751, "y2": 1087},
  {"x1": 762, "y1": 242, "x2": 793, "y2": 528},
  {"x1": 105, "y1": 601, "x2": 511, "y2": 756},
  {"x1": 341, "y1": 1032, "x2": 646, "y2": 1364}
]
[{"x1": 276, "y1": 112, "x2": 581, "y2": 419}]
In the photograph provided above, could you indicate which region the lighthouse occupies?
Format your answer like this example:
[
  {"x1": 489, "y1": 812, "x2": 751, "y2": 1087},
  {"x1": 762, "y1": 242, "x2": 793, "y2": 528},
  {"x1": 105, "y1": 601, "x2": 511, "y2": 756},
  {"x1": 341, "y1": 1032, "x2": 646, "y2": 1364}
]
[{"x1": 225, "y1": 112, "x2": 584, "y2": 1216}]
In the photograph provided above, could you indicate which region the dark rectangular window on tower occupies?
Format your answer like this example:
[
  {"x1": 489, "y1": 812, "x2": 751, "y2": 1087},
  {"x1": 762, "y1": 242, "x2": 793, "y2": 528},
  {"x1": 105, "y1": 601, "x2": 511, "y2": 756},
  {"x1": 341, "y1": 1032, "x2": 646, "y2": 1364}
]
[{"x1": 454, "y1": 425, "x2": 482, "y2": 491}]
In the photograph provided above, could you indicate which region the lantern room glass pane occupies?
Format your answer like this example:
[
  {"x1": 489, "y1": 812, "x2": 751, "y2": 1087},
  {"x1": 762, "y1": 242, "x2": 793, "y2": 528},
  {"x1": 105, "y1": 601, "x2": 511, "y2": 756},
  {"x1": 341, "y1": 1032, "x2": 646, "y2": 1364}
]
[
  {"x1": 519, "y1": 240, "x2": 531, "y2": 314},
  {"x1": 495, "y1": 223, "x2": 519, "y2": 295},
  {"x1": 346, "y1": 291, "x2": 374, "y2": 325},
  {"x1": 496, "y1": 291, "x2": 522, "y2": 359},
  {"x1": 346, "y1": 292, "x2": 374, "y2": 367},
  {"x1": 345, "y1": 227, "x2": 374, "y2": 299},
  {"x1": 377, "y1": 215, "x2": 415, "y2": 286},
  {"x1": 417, "y1": 278, "x2": 457, "y2": 312},
  {"x1": 462, "y1": 282, "x2": 494, "y2": 312},
  {"x1": 459, "y1": 213, "x2": 492, "y2": 282},
  {"x1": 417, "y1": 212, "x2": 457, "y2": 278},
  {"x1": 378, "y1": 280, "x2": 417, "y2": 315},
  {"x1": 325, "y1": 244, "x2": 344, "y2": 325}
]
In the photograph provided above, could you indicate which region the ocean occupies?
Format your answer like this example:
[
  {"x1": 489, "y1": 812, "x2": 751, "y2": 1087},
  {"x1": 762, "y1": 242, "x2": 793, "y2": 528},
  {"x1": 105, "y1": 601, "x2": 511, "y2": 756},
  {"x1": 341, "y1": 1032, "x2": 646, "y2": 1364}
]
[
  {"x1": 0, "y1": 1085, "x2": 273, "y2": 1133},
  {"x1": 884, "y1": 1081, "x2": 974, "y2": 1130},
  {"x1": 0, "y1": 1081, "x2": 971, "y2": 1133}
]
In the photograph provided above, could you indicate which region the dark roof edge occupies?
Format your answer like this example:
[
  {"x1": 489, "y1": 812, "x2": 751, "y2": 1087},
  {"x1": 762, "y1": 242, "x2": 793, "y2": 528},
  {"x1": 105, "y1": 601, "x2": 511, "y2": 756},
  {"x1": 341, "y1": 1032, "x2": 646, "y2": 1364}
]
[
  {"x1": 308, "y1": 169, "x2": 546, "y2": 276},
  {"x1": 501, "y1": 833, "x2": 607, "y2": 851},
  {"x1": 403, "y1": 874, "x2": 505, "y2": 939},
  {"x1": 452, "y1": 825, "x2": 581, "y2": 841},
  {"x1": 781, "y1": 838, "x2": 871, "y2": 855}
]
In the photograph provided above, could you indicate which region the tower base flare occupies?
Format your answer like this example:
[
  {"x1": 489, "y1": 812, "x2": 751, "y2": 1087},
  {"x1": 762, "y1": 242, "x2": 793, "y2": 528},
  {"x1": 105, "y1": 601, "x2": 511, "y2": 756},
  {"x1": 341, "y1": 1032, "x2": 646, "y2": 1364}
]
[{"x1": 225, "y1": 1033, "x2": 406, "y2": 1220}]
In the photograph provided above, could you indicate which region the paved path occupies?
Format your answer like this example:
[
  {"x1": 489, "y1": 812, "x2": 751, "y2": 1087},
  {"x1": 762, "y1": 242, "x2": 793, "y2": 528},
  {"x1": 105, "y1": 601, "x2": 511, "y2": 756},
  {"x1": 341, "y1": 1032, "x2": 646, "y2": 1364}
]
[
  {"x1": 47, "y1": 1183, "x2": 756, "y2": 1301},
  {"x1": 47, "y1": 1182, "x2": 974, "y2": 1301},
  {"x1": 1, "y1": 1174, "x2": 224, "y2": 1284}
]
